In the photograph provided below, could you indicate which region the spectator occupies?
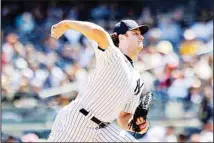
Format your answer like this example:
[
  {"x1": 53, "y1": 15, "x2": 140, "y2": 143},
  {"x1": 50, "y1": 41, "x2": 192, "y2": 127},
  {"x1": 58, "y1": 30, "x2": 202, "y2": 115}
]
[
  {"x1": 199, "y1": 120, "x2": 213, "y2": 142},
  {"x1": 15, "y1": 12, "x2": 35, "y2": 34},
  {"x1": 189, "y1": 133, "x2": 200, "y2": 142},
  {"x1": 138, "y1": 7, "x2": 154, "y2": 26},
  {"x1": 158, "y1": 14, "x2": 182, "y2": 52},
  {"x1": 43, "y1": 61, "x2": 65, "y2": 89},
  {"x1": 163, "y1": 126, "x2": 178, "y2": 142},
  {"x1": 199, "y1": 85, "x2": 213, "y2": 124},
  {"x1": 90, "y1": 3, "x2": 109, "y2": 20},
  {"x1": 177, "y1": 133, "x2": 187, "y2": 142},
  {"x1": 5, "y1": 135, "x2": 20, "y2": 142},
  {"x1": 21, "y1": 133, "x2": 39, "y2": 142}
]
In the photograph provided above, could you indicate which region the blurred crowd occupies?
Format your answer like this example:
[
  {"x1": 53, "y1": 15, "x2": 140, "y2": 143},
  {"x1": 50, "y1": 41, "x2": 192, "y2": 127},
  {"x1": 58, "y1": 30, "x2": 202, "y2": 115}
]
[
  {"x1": 138, "y1": 122, "x2": 213, "y2": 142},
  {"x1": 1, "y1": 0, "x2": 213, "y2": 142}
]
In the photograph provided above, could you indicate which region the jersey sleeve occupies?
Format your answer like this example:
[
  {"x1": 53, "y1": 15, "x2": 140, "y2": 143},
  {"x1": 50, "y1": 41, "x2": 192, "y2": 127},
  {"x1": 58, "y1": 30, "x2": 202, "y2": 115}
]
[
  {"x1": 89, "y1": 40, "x2": 121, "y2": 66},
  {"x1": 122, "y1": 95, "x2": 141, "y2": 115}
]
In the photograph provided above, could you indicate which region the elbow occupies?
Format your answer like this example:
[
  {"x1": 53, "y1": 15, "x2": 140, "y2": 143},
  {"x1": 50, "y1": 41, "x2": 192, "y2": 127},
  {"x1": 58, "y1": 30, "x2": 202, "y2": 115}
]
[
  {"x1": 91, "y1": 28, "x2": 107, "y2": 39},
  {"x1": 119, "y1": 112, "x2": 131, "y2": 118},
  {"x1": 117, "y1": 112, "x2": 132, "y2": 131},
  {"x1": 91, "y1": 28, "x2": 110, "y2": 49},
  {"x1": 117, "y1": 112, "x2": 132, "y2": 126}
]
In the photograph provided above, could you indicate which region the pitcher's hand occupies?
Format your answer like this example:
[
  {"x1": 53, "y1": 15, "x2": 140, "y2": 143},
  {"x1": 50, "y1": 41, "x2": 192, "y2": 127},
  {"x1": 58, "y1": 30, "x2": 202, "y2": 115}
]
[{"x1": 51, "y1": 21, "x2": 69, "y2": 39}]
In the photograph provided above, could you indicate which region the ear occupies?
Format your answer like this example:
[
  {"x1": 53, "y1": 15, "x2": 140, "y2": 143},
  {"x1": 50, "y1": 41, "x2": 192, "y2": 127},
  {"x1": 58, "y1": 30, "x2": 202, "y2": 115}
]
[{"x1": 118, "y1": 34, "x2": 126, "y2": 41}]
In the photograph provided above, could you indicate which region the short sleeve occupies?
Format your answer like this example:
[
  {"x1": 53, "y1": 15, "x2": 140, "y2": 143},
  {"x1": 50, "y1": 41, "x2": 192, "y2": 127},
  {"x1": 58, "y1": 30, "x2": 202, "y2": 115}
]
[
  {"x1": 89, "y1": 40, "x2": 122, "y2": 66},
  {"x1": 123, "y1": 95, "x2": 141, "y2": 115}
]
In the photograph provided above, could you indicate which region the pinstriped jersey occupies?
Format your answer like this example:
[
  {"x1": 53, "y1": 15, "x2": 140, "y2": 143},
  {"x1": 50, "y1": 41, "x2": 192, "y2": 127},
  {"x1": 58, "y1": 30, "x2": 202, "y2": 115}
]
[{"x1": 74, "y1": 40, "x2": 144, "y2": 122}]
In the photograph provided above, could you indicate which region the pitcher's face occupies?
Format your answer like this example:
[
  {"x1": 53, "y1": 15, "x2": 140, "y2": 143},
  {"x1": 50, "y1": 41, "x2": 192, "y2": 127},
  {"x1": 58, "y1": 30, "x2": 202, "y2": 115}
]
[{"x1": 125, "y1": 29, "x2": 144, "y2": 52}]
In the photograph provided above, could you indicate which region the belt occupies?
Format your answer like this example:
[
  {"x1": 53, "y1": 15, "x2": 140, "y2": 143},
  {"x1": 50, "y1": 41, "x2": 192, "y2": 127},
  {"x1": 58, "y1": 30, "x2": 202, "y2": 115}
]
[{"x1": 79, "y1": 108, "x2": 110, "y2": 128}]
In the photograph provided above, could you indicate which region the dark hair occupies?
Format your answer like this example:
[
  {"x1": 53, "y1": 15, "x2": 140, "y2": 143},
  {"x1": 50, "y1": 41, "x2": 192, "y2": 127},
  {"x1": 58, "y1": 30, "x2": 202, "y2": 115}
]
[{"x1": 110, "y1": 33, "x2": 119, "y2": 47}]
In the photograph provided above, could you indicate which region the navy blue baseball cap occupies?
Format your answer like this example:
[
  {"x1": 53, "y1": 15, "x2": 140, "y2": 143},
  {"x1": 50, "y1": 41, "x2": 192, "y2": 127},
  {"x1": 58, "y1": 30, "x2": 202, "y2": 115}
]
[{"x1": 113, "y1": 20, "x2": 149, "y2": 35}]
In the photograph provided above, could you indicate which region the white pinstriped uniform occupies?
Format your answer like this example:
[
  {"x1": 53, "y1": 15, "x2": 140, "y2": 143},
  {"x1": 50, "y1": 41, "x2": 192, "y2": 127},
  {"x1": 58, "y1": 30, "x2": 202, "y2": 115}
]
[{"x1": 48, "y1": 41, "x2": 145, "y2": 142}]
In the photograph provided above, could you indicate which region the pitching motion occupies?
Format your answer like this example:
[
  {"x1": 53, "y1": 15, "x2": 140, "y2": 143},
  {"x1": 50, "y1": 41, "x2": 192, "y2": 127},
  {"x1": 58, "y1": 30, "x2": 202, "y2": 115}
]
[{"x1": 48, "y1": 19, "x2": 153, "y2": 142}]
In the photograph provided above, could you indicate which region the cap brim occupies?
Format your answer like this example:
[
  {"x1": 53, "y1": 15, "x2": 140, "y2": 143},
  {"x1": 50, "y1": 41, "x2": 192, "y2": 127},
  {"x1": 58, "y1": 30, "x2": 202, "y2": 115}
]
[{"x1": 130, "y1": 25, "x2": 149, "y2": 35}]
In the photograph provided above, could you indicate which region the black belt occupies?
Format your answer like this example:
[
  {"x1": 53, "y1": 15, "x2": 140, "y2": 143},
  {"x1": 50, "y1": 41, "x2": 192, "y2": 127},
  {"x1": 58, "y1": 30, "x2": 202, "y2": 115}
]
[{"x1": 79, "y1": 108, "x2": 110, "y2": 128}]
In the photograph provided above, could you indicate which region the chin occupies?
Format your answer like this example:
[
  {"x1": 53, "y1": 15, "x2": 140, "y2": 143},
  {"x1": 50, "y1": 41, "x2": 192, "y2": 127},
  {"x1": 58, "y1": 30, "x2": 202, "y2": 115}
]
[
  {"x1": 138, "y1": 43, "x2": 143, "y2": 48},
  {"x1": 138, "y1": 45, "x2": 143, "y2": 51}
]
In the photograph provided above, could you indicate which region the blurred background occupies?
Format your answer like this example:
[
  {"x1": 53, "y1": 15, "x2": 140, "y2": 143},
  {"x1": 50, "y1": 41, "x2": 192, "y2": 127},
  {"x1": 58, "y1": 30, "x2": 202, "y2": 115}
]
[{"x1": 1, "y1": 0, "x2": 213, "y2": 142}]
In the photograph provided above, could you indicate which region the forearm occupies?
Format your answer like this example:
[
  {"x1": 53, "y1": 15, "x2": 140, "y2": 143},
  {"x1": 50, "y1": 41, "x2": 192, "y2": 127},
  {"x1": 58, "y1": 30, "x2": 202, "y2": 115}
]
[
  {"x1": 63, "y1": 20, "x2": 110, "y2": 48},
  {"x1": 64, "y1": 20, "x2": 101, "y2": 39},
  {"x1": 117, "y1": 113, "x2": 132, "y2": 131},
  {"x1": 51, "y1": 20, "x2": 112, "y2": 48}
]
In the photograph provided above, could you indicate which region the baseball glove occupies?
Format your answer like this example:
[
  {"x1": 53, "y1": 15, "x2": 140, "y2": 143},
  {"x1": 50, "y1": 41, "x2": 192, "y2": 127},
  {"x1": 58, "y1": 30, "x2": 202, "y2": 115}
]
[{"x1": 128, "y1": 91, "x2": 153, "y2": 133}]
